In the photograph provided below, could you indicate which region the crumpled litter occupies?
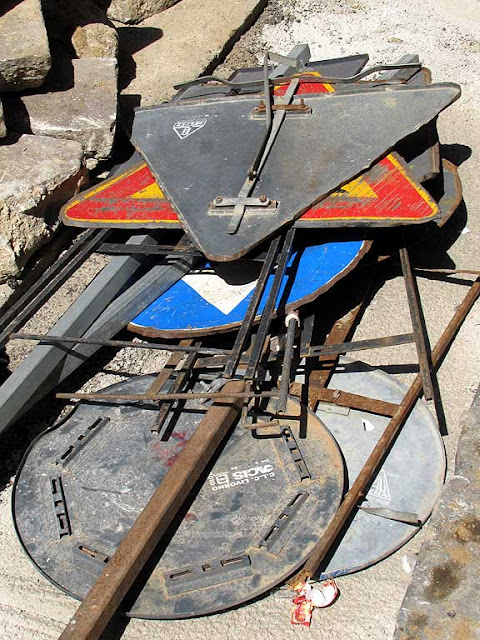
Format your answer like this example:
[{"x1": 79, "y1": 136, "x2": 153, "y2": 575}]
[{"x1": 291, "y1": 579, "x2": 339, "y2": 626}]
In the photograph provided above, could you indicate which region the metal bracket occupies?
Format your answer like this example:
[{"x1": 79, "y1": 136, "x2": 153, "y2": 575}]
[
  {"x1": 251, "y1": 98, "x2": 311, "y2": 118},
  {"x1": 211, "y1": 196, "x2": 274, "y2": 208},
  {"x1": 209, "y1": 197, "x2": 278, "y2": 219},
  {"x1": 208, "y1": 49, "x2": 301, "y2": 235}
]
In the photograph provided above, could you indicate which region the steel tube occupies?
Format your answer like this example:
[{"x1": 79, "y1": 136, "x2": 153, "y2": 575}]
[{"x1": 0, "y1": 234, "x2": 157, "y2": 435}]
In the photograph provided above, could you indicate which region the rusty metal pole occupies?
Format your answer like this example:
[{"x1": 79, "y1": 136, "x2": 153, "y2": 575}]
[
  {"x1": 292, "y1": 277, "x2": 480, "y2": 585},
  {"x1": 399, "y1": 246, "x2": 435, "y2": 401},
  {"x1": 58, "y1": 379, "x2": 245, "y2": 640}
]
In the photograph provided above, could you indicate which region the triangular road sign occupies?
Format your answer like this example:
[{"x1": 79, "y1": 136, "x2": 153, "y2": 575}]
[
  {"x1": 61, "y1": 152, "x2": 439, "y2": 230},
  {"x1": 132, "y1": 83, "x2": 459, "y2": 261},
  {"x1": 61, "y1": 162, "x2": 180, "y2": 227}
]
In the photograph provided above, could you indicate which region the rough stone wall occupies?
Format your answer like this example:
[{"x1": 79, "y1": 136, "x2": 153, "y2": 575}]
[
  {"x1": 0, "y1": 0, "x2": 51, "y2": 92},
  {"x1": 0, "y1": 0, "x2": 181, "y2": 288}
]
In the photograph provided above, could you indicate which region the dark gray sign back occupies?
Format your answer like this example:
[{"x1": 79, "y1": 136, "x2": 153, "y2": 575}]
[{"x1": 132, "y1": 83, "x2": 459, "y2": 260}]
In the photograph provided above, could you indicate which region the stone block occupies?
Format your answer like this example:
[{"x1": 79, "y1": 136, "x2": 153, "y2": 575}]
[
  {"x1": 3, "y1": 58, "x2": 118, "y2": 169},
  {"x1": 395, "y1": 389, "x2": 480, "y2": 639},
  {"x1": 42, "y1": 0, "x2": 118, "y2": 59},
  {"x1": 0, "y1": 0, "x2": 51, "y2": 92},
  {"x1": 72, "y1": 23, "x2": 119, "y2": 58},
  {"x1": 0, "y1": 135, "x2": 86, "y2": 282},
  {"x1": 119, "y1": 0, "x2": 266, "y2": 112},
  {"x1": 104, "y1": 0, "x2": 180, "y2": 24}
]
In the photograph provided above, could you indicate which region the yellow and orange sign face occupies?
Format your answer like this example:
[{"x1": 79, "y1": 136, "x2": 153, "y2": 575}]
[{"x1": 61, "y1": 77, "x2": 438, "y2": 230}]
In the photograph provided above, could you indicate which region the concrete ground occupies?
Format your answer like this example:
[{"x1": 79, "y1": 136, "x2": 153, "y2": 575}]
[{"x1": 0, "y1": 0, "x2": 479, "y2": 639}]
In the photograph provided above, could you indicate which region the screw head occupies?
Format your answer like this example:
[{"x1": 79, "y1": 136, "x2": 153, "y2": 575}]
[
  {"x1": 259, "y1": 194, "x2": 268, "y2": 203},
  {"x1": 215, "y1": 196, "x2": 223, "y2": 204}
]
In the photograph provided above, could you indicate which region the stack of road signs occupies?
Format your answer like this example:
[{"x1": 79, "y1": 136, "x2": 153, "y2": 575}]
[{"x1": 11, "y1": 46, "x2": 465, "y2": 620}]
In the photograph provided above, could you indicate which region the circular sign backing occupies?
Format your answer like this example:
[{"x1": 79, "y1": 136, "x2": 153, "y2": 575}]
[
  {"x1": 300, "y1": 359, "x2": 446, "y2": 578},
  {"x1": 13, "y1": 376, "x2": 344, "y2": 618}
]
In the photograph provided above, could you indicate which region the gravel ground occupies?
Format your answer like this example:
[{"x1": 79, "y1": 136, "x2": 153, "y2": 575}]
[{"x1": 0, "y1": 1, "x2": 479, "y2": 639}]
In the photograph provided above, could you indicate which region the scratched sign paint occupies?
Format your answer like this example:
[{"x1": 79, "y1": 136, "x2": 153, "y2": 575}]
[
  {"x1": 60, "y1": 162, "x2": 180, "y2": 227},
  {"x1": 61, "y1": 152, "x2": 438, "y2": 229},
  {"x1": 295, "y1": 153, "x2": 438, "y2": 227}
]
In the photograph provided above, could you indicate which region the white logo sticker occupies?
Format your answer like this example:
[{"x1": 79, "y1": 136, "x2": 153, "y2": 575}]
[
  {"x1": 209, "y1": 460, "x2": 275, "y2": 491},
  {"x1": 368, "y1": 469, "x2": 392, "y2": 503},
  {"x1": 173, "y1": 119, "x2": 207, "y2": 140}
]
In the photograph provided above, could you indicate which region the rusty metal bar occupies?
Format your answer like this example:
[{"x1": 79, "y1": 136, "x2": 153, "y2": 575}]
[
  {"x1": 0, "y1": 229, "x2": 110, "y2": 347},
  {"x1": 306, "y1": 333, "x2": 414, "y2": 357},
  {"x1": 243, "y1": 419, "x2": 280, "y2": 430},
  {"x1": 151, "y1": 345, "x2": 199, "y2": 436},
  {"x1": 307, "y1": 284, "x2": 371, "y2": 409},
  {"x1": 414, "y1": 268, "x2": 480, "y2": 275},
  {"x1": 145, "y1": 339, "x2": 196, "y2": 435},
  {"x1": 56, "y1": 390, "x2": 278, "y2": 403},
  {"x1": 58, "y1": 380, "x2": 245, "y2": 640},
  {"x1": 290, "y1": 384, "x2": 399, "y2": 417},
  {"x1": 245, "y1": 227, "x2": 296, "y2": 380},
  {"x1": 146, "y1": 340, "x2": 194, "y2": 398},
  {"x1": 11, "y1": 332, "x2": 230, "y2": 356},
  {"x1": 399, "y1": 247, "x2": 435, "y2": 402},
  {"x1": 224, "y1": 235, "x2": 282, "y2": 378},
  {"x1": 97, "y1": 243, "x2": 203, "y2": 257},
  {"x1": 291, "y1": 276, "x2": 480, "y2": 586},
  {"x1": 299, "y1": 313, "x2": 315, "y2": 356}
]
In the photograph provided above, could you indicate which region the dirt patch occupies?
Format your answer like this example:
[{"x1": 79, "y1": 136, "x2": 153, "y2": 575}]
[
  {"x1": 424, "y1": 561, "x2": 462, "y2": 602},
  {"x1": 454, "y1": 515, "x2": 480, "y2": 543}
]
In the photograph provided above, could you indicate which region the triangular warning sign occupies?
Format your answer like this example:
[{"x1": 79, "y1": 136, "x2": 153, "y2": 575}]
[
  {"x1": 62, "y1": 74, "x2": 441, "y2": 232},
  {"x1": 296, "y1": 153, "x2": 438, "y2": 227},
  {"x1": 131, "y1": 82, "x2": 456, "y2": 260},
  {"x1": 61, "y1": 153, "x2": 438, "y2": 230},
  {"x1": 60, "y1": 162, "x2": 179, "y2": 227}
]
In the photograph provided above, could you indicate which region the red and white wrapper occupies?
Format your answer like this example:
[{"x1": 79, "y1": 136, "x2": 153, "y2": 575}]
[{"x1": 290, "y1": 579, "x2": 339, "y2": 626}]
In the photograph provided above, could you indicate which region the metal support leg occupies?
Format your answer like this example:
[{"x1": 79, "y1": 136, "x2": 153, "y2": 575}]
[
  {"x1": 399, "y1": 246, "x2": 443, "y2": 428},
  {"x1": 245, "y1": 228, "x2": 296, "y2": 380}
]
